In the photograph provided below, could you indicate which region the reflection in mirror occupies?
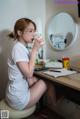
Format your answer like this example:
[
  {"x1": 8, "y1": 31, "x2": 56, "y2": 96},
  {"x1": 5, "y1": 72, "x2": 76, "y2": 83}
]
[
  {"x1": 65, "y1": 32, "x2": 73, "y2": 46},
  {"x1": 50, "y1": 33, "x2": 66, "y2": 50},
  {"x1": 48, "y1": 12, "x2": 78, "y2": 50}
]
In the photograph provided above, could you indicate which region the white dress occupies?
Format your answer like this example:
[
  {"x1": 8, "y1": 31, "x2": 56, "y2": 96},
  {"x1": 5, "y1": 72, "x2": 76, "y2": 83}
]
[{"x1": 6, "y1": 41, "x2": 30, "y2": 110}]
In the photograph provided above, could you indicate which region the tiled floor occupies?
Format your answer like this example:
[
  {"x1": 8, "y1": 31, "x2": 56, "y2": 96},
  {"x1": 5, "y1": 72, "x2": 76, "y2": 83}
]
[
  {"x1": 53, "y1": 98, "x2": 80, "y2": 119},
  {"x1": 26, "y1": 98, "x2": 80, "y2": 119},
  {"x1": 27, "y1": 106, "x2": 65, "y2": 119}
]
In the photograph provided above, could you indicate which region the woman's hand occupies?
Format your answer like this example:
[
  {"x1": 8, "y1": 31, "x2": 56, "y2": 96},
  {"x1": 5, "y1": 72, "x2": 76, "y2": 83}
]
[
  {"x1": 28, "y1": 76, "x2": 38, "y2": 87},
  {"x1": 33, "y1": 36, "x2": 45, "y2": 50}
]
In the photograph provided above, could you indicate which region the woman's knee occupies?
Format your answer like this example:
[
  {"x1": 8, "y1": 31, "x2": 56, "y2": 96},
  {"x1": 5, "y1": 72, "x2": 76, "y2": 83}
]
[{"x1": 38, "y1": 79, "x2": 47, "y2": 90}]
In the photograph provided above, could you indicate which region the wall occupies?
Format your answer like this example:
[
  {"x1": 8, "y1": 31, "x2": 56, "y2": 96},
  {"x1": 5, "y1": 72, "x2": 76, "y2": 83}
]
[
  {"x1": 0, "y1": 0, "x2": 45, "y2": 100},
  {"x1": 45, "y1": 0, "x2": 80, "y2": 60}
]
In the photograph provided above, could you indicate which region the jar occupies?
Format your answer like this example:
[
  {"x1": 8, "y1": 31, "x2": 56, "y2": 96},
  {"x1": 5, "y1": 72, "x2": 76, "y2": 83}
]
[{"x1": 62, "y1": 57, "x2": 70, "y2": 69}]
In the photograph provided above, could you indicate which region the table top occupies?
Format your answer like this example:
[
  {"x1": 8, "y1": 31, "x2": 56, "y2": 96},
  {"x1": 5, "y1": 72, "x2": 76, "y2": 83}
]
[{"x1": 34, "y1": 71, "x2": 80, "y2": 91}]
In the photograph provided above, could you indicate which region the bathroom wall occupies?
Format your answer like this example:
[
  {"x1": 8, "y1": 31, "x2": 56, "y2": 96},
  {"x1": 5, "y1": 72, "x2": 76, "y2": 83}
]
[
  {"x1": 0, "y1": 0, "x2": 46, "y2": 100},
  {"x1": 45, "y1": 0, "x2": 80, "y2": 60}
]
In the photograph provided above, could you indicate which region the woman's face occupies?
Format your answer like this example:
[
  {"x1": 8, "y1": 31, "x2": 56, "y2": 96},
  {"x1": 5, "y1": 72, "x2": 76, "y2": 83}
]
[{"x1": 19, "y1": 23, "x2": 36, "y2": 43}]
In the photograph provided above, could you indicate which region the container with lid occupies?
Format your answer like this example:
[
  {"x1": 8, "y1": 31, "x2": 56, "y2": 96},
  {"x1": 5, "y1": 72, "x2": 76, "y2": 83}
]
[{"x1": 62, "y1": 57, "x2": 70, "y2": 69}]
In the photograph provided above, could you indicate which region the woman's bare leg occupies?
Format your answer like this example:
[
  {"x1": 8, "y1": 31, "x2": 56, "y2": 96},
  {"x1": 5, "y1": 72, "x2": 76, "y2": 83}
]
[
  {"x1": 24, "y1": 79, "x2": 47, "y2": 109},
  {"x1": 24, "y1": 77, "x2": 57, "y2": 110}
]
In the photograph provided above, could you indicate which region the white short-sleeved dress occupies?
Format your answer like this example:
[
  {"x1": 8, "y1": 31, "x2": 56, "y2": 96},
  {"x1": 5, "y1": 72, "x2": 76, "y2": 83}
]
[{"x1": 6, "y1": 41, "x2": 30, "y2": 110}]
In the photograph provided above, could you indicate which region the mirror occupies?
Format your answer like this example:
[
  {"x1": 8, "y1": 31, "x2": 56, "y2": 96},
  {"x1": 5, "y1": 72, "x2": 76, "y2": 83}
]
[{"x1": 47, "y1": 12, "x2": 78, "y2": 50}]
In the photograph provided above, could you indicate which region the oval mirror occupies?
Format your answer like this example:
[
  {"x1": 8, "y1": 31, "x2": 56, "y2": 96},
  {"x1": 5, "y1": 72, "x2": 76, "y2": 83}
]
[{"x1": 47, "y1": 12, "x2": 78, "y2": 50}]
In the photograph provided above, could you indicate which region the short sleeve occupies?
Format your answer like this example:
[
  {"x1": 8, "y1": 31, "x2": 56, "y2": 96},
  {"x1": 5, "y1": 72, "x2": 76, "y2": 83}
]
[{"x1": 12, "y1": 44, "x2": 29, "y2": 64}]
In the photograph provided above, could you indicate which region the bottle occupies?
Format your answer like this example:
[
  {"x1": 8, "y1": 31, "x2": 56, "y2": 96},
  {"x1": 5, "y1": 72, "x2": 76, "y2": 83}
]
[{"x1": 62, "y1": 57, "x2": 70, "y2": 69}]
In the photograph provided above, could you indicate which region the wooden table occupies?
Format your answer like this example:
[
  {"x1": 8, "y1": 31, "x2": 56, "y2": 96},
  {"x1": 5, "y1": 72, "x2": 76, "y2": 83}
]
[{"x1": 34, "y1": 71, "x2": 80, "y2": 104}]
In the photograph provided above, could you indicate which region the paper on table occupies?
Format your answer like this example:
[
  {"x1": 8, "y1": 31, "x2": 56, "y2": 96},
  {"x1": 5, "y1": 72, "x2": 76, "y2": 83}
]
[{"x1": 43, "y1": 68, "x2": 77, "y2": 77}]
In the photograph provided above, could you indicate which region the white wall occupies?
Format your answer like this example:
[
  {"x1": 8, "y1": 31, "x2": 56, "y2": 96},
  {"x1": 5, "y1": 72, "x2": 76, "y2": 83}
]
[
  {"x1": 0, "y1": 0, "x2": 45, "y2": 31},
  {"x1": 0, "y1": 0, "x2": 46, "y2": 100},
  {"x1": 45, "y1": 0, "x2": 80, "y2": 60}
]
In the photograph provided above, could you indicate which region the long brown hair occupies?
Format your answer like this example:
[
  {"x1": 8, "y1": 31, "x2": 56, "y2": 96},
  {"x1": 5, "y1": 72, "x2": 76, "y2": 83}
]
[{"x1": 8, "y1": 18, "x2": 36, "y2": 40}]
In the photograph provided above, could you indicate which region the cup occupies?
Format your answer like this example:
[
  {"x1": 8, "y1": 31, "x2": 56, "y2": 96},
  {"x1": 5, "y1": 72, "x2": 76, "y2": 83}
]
[
  {"x1": 62, "y1": 57, "x2": 70, "y2": 69},
  {"x1": 34, "y1": 32, "x2": 45, "y2": 45},
  {"x1": 34, "y1": 32, "x2": 42, "y2": 39}
]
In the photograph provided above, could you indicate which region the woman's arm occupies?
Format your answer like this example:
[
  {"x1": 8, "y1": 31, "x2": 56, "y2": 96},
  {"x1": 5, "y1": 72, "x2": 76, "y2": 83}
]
[
  {"x1": 16, "y1": 47, "x2": 37, "y2": 78},
  {"x1": 16, "y1": 37, "x2": 44, "y2": 79}
]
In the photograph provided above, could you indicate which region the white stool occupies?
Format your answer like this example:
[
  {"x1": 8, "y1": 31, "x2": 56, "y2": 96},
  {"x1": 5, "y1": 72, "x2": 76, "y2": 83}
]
[{"x1": 0, "y1": 99, "x2": 36, "y2": 119}]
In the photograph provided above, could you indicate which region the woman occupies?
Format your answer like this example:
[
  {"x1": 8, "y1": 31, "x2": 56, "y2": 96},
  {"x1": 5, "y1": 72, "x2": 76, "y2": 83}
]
[{"x1": 6, "y1": 18, "x2": 56, "y2": 111}]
